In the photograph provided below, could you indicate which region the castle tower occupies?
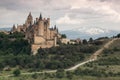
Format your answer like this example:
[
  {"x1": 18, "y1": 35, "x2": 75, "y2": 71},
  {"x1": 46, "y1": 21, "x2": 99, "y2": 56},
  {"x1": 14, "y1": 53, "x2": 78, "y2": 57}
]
[
  {"x1": 54, "y1": 25, "x2": 57, "y2": 30},
  {"x1": 11, "y1": 24, "x2": 16, "y2": 32},
  {"x1": 26, "y1": 12, "x2": 33, "y2": 26},
  {"x1": 38, "y1": 13, "x2": 44, "y2": 36},
  {"x1": 47, "y1": 18, "x2": 50, "y2": 27},
  {"x1": 39, "y1": 13, "x2": 42, "y2": 20}
]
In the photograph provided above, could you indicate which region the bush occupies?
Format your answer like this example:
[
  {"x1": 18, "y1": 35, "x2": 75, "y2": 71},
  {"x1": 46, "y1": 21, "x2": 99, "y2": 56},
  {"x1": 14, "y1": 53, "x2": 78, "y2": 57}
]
[
  {"x1": 66, "y1": 71, "x2": 73, "y2": 80},
  {"x1": 56, "y1": 69, "x2": 65, "y2": 78},
  {"x1": 32, "y1": 73, "x2": 38, "y2": 79},
  {"x1": 61, "y1": 34, "x2": 67, "y2": 38},
  {"x1": 13, "y1": 69, "x2": 21, "y2": 76}
]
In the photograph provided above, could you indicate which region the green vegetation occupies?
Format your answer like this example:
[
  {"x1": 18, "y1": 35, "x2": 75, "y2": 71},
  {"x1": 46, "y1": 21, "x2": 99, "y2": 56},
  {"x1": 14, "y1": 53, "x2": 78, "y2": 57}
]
[
  {"x1": 0, "y1": 32, "x2": 25, "y2": 39},
  {"x1": 79, "y1": 39, "x2": 120, "y2": 79},
  {"x1": 0, "y1": 32, "x2": 30, "y2": 55},
  {"x1": 0, "y1": 32, "x2": 119, "y2": 80},
  {"x1": 13, "y1": 69, "x2": 21, "y2": 77},
  {"x1": 37, "y1": 44, "x2": 100, "y2": 69},
  {"x1": 61, "y1": 34, "x2": 67, "y2": 38},
  {"x1": 56, "y1": 69, "x2": 65, "y2": 78},
  {"x1": 0, "y1": 32, "x2": 106, "y2": 72}
]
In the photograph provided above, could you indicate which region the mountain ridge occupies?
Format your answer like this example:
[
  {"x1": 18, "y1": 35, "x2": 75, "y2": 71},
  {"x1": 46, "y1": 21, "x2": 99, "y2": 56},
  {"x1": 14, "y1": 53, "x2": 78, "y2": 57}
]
[{"x1": 61, "y1": 27, "x2": 120, "y2": 39}]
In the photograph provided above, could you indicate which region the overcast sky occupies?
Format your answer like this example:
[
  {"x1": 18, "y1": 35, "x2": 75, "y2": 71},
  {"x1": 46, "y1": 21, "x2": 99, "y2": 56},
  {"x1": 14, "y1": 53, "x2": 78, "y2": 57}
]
[{"x1": 0, "y1": 0, "x2": 120, "y2": 31}]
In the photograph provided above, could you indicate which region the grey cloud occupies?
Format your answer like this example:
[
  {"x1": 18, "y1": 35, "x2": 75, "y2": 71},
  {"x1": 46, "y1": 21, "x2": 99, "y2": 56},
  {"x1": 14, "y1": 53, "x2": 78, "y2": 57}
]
[{"x1": 0, "y1": 0, "x2": 120, "y2": 31}]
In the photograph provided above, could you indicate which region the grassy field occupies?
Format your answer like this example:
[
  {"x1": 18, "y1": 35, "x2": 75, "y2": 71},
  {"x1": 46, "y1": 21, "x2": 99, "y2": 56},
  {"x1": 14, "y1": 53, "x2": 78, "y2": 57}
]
[{"x1": 0, "y1": 74, "x2": 120, "y2": 80}]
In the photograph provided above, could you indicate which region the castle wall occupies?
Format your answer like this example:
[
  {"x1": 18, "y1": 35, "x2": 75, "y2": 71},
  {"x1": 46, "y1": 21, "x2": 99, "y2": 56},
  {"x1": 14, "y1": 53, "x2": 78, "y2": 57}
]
[
  {"x1": 31, "y1": 44, "x2": 54, "y2": 55},
  {"x1": 43, "y1": 24, "x2": 47, "y2": 39},
  {"x1": 34, "y1": 36, "x2": 45, "y2": 44},
  {"x1": 47, "y1": 18, "x2": 50, "y2": 27},
  {"x1": 38, "y1": 20, "x2": 44, "y2": 36},
  {"x1": 47, "y1": 29, "x2": 51, "y2": 39},
  {"x1": 50, "y1": 30, "x2": 56, "y2": 39},
  {"x1": 46, "y1": 40, "x2": 54, "y2": 45}
]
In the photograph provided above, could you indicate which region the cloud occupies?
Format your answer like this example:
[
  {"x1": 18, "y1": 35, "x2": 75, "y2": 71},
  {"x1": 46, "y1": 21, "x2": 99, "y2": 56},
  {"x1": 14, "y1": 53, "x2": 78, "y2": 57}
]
[
  {"x1": 56, "y1": 14, "x2": 84, "y2": 24},
  {"x1": 0, "y1": 0, "x2": 120, "y2": 31},
  {"x1": 69, "y1": 0, "x2": 120, "y2": 22}
]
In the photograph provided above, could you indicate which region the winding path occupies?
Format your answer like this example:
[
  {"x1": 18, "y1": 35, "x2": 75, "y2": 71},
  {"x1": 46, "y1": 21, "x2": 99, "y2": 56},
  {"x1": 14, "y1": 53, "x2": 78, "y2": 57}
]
[{"x1": 0, "y1": 38, "x2": 119, "y2": 77}]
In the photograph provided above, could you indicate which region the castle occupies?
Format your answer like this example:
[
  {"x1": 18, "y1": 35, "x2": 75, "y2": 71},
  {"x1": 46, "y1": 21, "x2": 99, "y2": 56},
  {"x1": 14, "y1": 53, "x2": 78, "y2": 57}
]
[{"x1": 11, "y1": 12, "x2": 61, "y2": 55}]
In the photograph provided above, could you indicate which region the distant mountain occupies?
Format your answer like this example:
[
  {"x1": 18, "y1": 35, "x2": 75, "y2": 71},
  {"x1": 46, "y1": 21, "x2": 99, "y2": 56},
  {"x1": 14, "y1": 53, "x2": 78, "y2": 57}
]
[
  {"x1": 0, "y1": 27, "x2": 11, "y2": 31},
  {"x1": 0, "y1": 27, "x2": 119, "y2": 40},
  {"x1": 61, "y1": 27, "x2": 120, "y2": 40}
]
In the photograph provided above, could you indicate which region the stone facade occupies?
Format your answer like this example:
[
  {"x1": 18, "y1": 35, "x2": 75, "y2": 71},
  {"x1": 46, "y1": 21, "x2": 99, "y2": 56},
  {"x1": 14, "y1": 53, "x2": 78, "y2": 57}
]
[{"x1": 11, "y1": 12, "x2": 61, "y2": 55}]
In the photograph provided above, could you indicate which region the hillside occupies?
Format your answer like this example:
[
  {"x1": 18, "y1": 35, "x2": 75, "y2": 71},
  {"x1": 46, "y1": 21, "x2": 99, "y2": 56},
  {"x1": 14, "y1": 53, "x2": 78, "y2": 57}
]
[
  {"x1": 0, "y1": 32, "x2": 120, "y2": 80},
  {"x1": 76, "y1": 38, "x2": 120, "y2": 80}
]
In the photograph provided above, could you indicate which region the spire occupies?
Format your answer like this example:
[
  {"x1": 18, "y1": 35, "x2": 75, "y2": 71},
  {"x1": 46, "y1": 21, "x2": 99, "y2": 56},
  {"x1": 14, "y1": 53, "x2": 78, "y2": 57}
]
[
  {"x1": 13, "y1": 24, "x2": 15, "y2": 27},
  {"x1": 28, "y1": 12, "x2": 32, "y2": 17},
  {"x1": 13, "y1": 24, "x2": 16, "y2": 29},
  {"x1": 54, "y1": 25, "x2": 57, "y2": 30},
  {"x1": 39, "y1": 13, "x2": 42, "y2": 20},
  {"x1": 29, "y1": 12, "x2": 31, "y2": 15},
  {"x1": 34, "y1": 20, "x2": 36, "y2": 24},
  {"x1": 12, "y1": 24, "x2": 16, "y2": 32},
  {"x1": 57, "y1": 28, "x2": 59, "y2": 33}
]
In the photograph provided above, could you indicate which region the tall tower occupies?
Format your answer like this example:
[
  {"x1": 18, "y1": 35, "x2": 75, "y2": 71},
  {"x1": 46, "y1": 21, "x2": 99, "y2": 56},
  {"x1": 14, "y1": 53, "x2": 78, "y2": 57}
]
[
  {"x1": 11, "y1": 24, "x2": 16, "y2": 32},
  {"x1": 47, "y1": 18, "x2": 50, "y2": 27},
  {"x1": 26, "y1": 12, "x2": 33, "y2": 25},
  {"x1": 39, "y1": 13, "x2": 42, "y2": 20},
  {"x1": 38, "y1": 13, "x2": 44, "y2": 36}
]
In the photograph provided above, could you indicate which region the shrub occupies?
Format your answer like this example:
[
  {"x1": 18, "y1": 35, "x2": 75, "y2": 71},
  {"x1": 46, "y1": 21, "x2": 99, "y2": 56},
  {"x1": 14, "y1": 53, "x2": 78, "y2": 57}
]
[
  {"x1": 13, "y1": 69, "x2": 21, "y2": 76},
  {"x1": 56, "y1": 69, "x2": 65, "y2": 78},
  {"x1": 32, "y1": 73, "x2": 38, "y2": 79}
]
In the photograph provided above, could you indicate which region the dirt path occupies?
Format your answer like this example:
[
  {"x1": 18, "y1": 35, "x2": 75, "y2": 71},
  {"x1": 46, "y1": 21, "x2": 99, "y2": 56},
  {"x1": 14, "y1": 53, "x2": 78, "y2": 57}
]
[
  {"x1": 0, "y1": 38, "x2": 118, "y2": 77},
  {"x1": 90, "y1": 38, "x2": 118, "y2": 60}
]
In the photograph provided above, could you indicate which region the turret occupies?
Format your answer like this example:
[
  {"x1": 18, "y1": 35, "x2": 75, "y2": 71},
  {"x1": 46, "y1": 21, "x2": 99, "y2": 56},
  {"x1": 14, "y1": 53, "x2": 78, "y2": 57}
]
[
  {"x1": 26, "y1": 12, "x2": 33, "y2": 25},
  {"x1": 13, "y1": 24, "x2": 16, "y2": 29},
  {"x1": 38, "y1": 20, "x2": 44, "y2": 36},
  {"x1": 11, "y1": 24, "x2": 16, "y2": 32},
  {"x1": 54, "y1": 25, "x2": 57, "y2": 30},
  {"x1": 47, "y1": 18, "x2": 50, "y2": 27},
  {"x1": 34, "y1": 20, "x2": 36, "y2": 24},
  {"x1": 39, "y1": 13, "x2": 42, "y2": 20}
]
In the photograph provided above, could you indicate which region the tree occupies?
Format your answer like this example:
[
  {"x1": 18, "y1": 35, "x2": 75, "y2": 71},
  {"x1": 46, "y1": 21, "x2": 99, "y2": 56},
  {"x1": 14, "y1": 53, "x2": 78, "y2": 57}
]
[
  {"x1": 117, "y1": 33, "x2": 120, "y2": 38},
  {"x1": 74, "y1": 67, "x2": 82, "y2": 75},
  {"x1": 89, "y1": 37, "x2": 93, "y2": 43},
  {"x1": 13, "y1": 69, "x2": 21, "y2": 76},
  {"x1": 82, "y1": 39, "x2": 88, "y2": 44},
  {"x1": 66, "y1": 71, "x2": 73, "y2": 80},
  {"x1": 32, "y1": 73, "x2": 38, "y2": 79},
  {"x1": 56, "y1": 69, "x2": 65, "y2": 78},
  {"x1": 61, "y1": 34, "x2": 67, "y2": 38}
]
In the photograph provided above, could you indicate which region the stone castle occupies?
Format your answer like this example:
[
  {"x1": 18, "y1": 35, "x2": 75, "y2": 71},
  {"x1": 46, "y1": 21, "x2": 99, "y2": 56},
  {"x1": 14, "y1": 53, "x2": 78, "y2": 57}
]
[{"x1": 11, "y1": 12, "x2": 61, "y2": 55}]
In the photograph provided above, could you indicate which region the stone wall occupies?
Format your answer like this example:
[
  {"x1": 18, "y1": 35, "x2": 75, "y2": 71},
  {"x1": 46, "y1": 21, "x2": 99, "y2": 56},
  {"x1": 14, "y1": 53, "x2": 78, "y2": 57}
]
[
  {"x1": 34, "y1": 36, "x2": 45, "y2": 44},
  {"x1": 31, "y1": 43, "x2": 54, "y2": 55}
]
